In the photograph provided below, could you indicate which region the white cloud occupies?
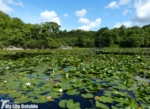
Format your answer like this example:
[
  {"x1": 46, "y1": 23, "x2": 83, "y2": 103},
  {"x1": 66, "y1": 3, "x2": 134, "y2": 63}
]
[
  {"x1": 0, "y1": 0, "x2": 24, "y2": 13},
  {"x1": 63, "y1": 13, "x2": 68, "y2": 17},
  {"x1": 105, "y1": 0, "x2": 131, "y2": 9},
  {"x1": 105, "y1": 1, "x2": 118, "y2": 9},
  {"x1": 114, "y1": 21, "x2": 132, "y2": 28},
  {"x1": 75, "y1": 9, "x2": 87, "y2": 17},
  {"x1": 0, "y1": 0, "x2": 13, "y2": 13},
  {"x1": 119, "y1": 0, "x2": 131, "y2": 5},
  {"x1": 123, "y1": 10, "x2": 132, "y2": 16},
  {"x1": 132, "y1": 0, "x2": 150, "y2": 23},
  {"x1": 75, "y1": 8, "x2": 101, "y2": 30},
  {"x1": 5, "y1": 0, "x2": 24, "y2": 7},
  {"x1": 78, "y1": 17, "x2": 90, "y2": 25},
  {"x1": 78, "y1": 18, "x2": 101, "y2": 31},
  {"x1": 39, "y1": 10, "x2": 61, "y2": 25}
]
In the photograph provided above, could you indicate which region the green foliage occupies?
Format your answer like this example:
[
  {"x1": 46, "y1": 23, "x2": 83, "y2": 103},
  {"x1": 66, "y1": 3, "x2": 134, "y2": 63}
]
[
  {"x1": 0, "y1": 11, "x2": 150, "y2": 49},
  {"x1": 0, "y1": 49, "x2": 150, "y2": 108},
  {"x1": 59, "y1": 99, "x2": 81, "y2": 109},
  {"x1": 81, "y1": 93, "x2": 94, "y2": 98}
]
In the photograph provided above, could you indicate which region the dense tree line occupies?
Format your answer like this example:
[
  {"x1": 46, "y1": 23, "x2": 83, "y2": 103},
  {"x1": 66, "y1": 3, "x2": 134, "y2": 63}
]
[{"x1": 0, "y1": 11, "x2": 150, "y2": 49}]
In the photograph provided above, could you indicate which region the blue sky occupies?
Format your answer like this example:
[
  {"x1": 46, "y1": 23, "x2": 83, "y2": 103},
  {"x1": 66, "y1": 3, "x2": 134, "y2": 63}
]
[{"x1": 0, "y1": 0, "x2": 150, "y2": 31}]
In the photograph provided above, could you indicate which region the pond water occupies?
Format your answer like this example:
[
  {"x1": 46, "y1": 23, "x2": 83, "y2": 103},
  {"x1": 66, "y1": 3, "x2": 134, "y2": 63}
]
[
  {"x1": 0, "y1": 53, "x2": 150, "y2": 109},
  {"x1": 0, "y1": 92, "x2": 93, "y2": 109},
  {"x1": 0, "y1": 71, "x2": 145, "y2": 109}
]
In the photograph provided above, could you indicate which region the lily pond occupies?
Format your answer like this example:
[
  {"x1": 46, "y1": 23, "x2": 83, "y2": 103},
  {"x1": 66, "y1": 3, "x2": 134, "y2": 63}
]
[{"x1": 0, "y1": 49, "x2": 150, "y2": 109}]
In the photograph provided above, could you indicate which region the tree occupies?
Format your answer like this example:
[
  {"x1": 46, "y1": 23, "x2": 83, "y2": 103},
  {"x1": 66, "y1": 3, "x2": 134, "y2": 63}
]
[
  {"x1": 49, "y1": 22, "x2": 61, "y2": 36},
  {"x1": 128, "y1": 34, "x2": 144, "y2": 47},
  {"x1": 95, "y1": 27, "x2": 111, "y2": 47},
  {"x1": 110, "y1": 28, "x2": 121, "y2": 46},
  {"x1": 1, "y1": 11, "x2": 150, "y2": 49},
  {"x1": 119, "y1": 25, "x2": 127, "y2": 36},
  {"x1": 41, "y1": 22, "x2": 60, "y2": 38},
  {"x1": 77, "y1": 36, "x2": 87, "y2": 47}
]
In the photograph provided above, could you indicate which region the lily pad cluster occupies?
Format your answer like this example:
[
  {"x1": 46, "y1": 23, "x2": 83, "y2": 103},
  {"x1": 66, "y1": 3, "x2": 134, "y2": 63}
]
[
  {"x1": 0, "y1": 49, "x2": 150, "y2": 109},
  {"x1": 59, "y1": 99, "x2": 81, "y2": 109}
]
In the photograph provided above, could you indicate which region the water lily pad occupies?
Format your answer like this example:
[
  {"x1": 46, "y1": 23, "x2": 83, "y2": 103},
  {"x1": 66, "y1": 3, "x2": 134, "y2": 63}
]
[
  {"x1": 111, "y1": 106, "x2": 120, "y2": 109},
  {"x1": 81, "y1": 93, "x2": 94, "y2": 99},
  {"x1": 67, "y1": 99, "x2": 80, "y2": 109},
  {"x1": 14, "y1": 96, "x2": 31, "y2": 103},
  {"x1": 61, "y1": 83, "x2": 73, "y2": 90},
  {"x1": 96, "y1": 101, "x2": 109, "y2": 109},
  {"x1": 22, "y1": 85, "x2": 32, "y2": 91},
  {"x1": 31, "y1": 98, "x2": 47, "y2": 103},
  {"x1": 98, "y1": 96, "x2": 113, "y2": 103},
  {"x1": 89, "y1": 83, "x2": 99, "y2": 91},
  {"x1": 5, "y1": 83, "x2": 20, "y2": 90},
  {"x1": 59, "y1": 100, "x2": 67, "y2": 108},
  {"x1": 125, "y1": 102, "x2": 139, "y2": 109},
  {"x1": 140, "y1": 103, "x2": 150, "y2": 109},
  {"x1": 48, "y1": 92, "x2": 62, "y2": 98},
  {"x1": 8, "y1": 92, "x2": 23, "y2": 98},
  {"x1": 67, "y1": 89, "x2": 80, "y2": 95},
  {"x1": 114, "y1": 97, "x2": 129, "y2": 105}
]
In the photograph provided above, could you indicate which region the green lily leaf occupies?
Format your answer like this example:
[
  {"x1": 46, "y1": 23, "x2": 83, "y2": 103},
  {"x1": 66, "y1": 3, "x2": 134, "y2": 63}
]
[
  {"x1": 66, "y1": 89, "x2": 80, "y2": 95},
  {"x1": 111, "y1": 106, "x2": 120, "y2": 109},
  {"x1": 31, "y1": 99, "x2": 47, "y2": 103},
  {"x1": 98, "y1": 96, "x2": 113, "y2": 103},
  {"x1": 8, "y1": 92, "x2": 23, "y2": 98},
  {"x1": 48, "y1": 92, "x2": 62, "y2": 98},
  {"x1": 22, "y1": 85, "x2": 32, "y2": 91},
  {"x1": 103, "y1": 91, "x2": 112, "y2": 97},
  {"x1": 67, "y1": 99, "x2": 74, "y2": 108},
  {"x1": 89, "y1": 83, "x2": 99, "y2": 91},
  {"x1": 59, "y1": 100, "x2": 67, "y2": 108},
  {"x1": 0, "y1": 89, "x2": 17, "y2": 94},
  {"x1": 126, "y1": 102, "x2": 139, "y2": 109},
  {"x1": 61, "y1": 83, "x2": 72, "y2": 90},
  {"x1": 5, "y1": 82, "x2": 20, "y2": 90},
  {"x1": 144, "y1": 96, "x2": 150, "y2": 103},
  {"x1": 114, "y1": 97, "x2": 129, "y2": 105},
  {"x1": 96, "y1": 101, "x2": 109, "y2": 109},
  {"x1": 66, "y1": 99, "x2": 81, "y2": 109},
  {"x1": 81, "y1": 93, "x2": 94, "y2": 99},
  {"x1": 14, "y1": 96, "x2": 31, "y2": 103},
  {"x1": 32, "y1": 95, "x2": 54, "y2": 103},
  {"x1": 140, "y1": 103, "x2": 150, "y2": 109}
]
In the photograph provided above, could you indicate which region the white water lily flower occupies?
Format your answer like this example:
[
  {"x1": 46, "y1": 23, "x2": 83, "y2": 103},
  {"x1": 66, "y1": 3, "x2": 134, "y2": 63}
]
[
  {"x1": 58, "y1": 88, "x2": 63, "y2": 92},
  {"x1": 4, "y1": 80, "x2": 7, "y2": 83},
  {"x1": 26, "y1": 82, "x2": 31, "y2": 86},
  {"x1": 47, "y1": 96, "x2": 52, "y2": 99}
]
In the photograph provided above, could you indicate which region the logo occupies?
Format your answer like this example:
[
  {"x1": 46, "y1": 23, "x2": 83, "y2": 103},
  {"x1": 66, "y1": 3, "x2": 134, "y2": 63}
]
[
  {"x1": 1, "y1": 99, "x2": 10, "y2": 109},
  {"x1": 0, "y1": 99, "x2": 38, "y2": 109}
]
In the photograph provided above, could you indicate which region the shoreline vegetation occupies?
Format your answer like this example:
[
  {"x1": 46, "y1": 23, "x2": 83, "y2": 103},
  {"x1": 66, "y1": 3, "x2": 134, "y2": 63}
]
[
  {"x1": 0, "y1": 47, "x2": 150, "y2": 60},
  {"x1": 0, "y1": 11, "x2": 150, "y2": 49}
]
